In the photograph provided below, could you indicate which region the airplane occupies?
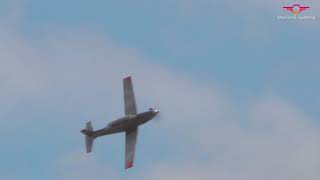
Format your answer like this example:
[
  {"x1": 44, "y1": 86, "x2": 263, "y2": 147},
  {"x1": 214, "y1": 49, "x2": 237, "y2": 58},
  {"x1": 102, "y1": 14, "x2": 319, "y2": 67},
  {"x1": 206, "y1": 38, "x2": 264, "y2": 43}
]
[{"x1": 80, "y1": 76, "x2": 159, "y2": 169}]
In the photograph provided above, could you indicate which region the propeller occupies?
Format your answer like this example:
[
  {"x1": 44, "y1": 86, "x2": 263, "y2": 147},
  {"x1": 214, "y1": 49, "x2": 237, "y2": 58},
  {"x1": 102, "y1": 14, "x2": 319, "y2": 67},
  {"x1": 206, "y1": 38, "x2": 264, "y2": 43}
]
[{"x1": 153, "y1": 108, "x2": 162, "y2": 123}]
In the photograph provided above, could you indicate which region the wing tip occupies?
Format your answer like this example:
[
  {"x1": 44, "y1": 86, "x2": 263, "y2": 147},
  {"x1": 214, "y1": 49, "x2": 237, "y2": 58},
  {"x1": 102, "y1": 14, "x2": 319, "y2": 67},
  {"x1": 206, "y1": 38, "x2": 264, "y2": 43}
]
[
  {"x1": 124, "y1": 76, "x2": 132, "y2": 81},
  {"x1": 125, "y1": 161, "x2": 134, "y2": 169}
]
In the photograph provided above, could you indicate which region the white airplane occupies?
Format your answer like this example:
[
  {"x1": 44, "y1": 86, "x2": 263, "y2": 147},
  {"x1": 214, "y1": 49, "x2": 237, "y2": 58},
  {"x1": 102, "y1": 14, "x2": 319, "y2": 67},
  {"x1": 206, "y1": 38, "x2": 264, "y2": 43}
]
[{"x1": 81, "y1": 76, "x2": 159, "y2": 169}]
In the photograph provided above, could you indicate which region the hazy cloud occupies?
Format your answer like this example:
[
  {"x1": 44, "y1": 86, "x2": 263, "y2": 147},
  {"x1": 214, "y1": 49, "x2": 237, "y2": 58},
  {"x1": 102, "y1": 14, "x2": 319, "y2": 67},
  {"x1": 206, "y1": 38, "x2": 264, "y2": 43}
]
[{"x1": 0, "y1": 1, "x2": 319, "y2": 180}]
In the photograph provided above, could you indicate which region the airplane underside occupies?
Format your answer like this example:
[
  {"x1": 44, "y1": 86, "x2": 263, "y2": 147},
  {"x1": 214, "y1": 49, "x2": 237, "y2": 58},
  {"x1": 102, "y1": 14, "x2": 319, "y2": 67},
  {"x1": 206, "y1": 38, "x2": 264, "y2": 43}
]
[{"x1": 80, "y1": 76, "x2": 159, "y2": 169}]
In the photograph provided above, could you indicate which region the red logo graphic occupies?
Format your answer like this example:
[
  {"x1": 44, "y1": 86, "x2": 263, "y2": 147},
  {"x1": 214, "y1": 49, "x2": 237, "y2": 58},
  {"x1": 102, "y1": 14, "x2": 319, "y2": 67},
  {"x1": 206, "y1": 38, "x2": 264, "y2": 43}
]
[{"x1": 283, "y1": 4, "x2": 310, "y2": 14}]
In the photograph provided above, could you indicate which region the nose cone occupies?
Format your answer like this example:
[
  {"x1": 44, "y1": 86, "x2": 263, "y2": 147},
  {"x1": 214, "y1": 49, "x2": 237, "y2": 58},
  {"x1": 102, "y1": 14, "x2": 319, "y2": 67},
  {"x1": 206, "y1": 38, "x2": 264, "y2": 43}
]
[
  {"x1": 153, "y1": 109, "x2": 159, "y2": 115},
  {"x1": 149, "y1": 108, "x2": 159, "y2": 116}
]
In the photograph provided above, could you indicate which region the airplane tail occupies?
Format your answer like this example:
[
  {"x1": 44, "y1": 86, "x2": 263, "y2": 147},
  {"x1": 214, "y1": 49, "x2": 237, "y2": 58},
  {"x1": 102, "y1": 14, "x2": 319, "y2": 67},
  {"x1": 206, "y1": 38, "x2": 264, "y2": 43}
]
[{"x1": 81, "y1": 122, "x2": 95, "y2": 153}]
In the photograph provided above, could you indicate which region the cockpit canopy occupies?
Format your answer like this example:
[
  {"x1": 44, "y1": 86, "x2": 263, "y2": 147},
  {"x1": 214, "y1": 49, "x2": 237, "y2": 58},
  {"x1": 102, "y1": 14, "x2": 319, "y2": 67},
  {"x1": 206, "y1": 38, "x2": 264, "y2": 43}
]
[
  {"x1": 107, "y1": 118, "x2": 127, "y2": 127},
  {"x1": 107, "y1": 115, "x2": 137, "y2": 127}
]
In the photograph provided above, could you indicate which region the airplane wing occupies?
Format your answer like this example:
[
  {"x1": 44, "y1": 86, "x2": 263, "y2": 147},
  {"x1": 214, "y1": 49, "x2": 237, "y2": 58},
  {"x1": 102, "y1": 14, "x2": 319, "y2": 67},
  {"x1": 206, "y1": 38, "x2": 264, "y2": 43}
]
[
  {"x1": 125, "y1": 128, "x2": 138, "y2": 169},
  {"x1": 123, "y1": 76, "x2": 137, "y2": 115}
]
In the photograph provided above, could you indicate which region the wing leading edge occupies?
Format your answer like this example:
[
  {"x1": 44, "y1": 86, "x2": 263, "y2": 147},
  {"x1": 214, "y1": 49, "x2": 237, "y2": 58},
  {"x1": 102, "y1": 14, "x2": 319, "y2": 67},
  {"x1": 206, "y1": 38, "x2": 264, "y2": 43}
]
[
  {"x1": 123, "y1": 76, "x2": 137, "y2": 115},
  {"x1": 125, "y1": 128, "x2": 138, "y2": 169}
]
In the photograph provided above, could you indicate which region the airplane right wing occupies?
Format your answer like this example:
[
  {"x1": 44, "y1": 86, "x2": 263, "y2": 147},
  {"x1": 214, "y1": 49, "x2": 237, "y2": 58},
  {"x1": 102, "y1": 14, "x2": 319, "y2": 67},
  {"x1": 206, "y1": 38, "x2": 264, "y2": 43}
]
[
  {"x1": 123, "y1": 76, "x2": 137, "y2": 115},
  {"x1": 125, "y1": 128, "x2": 138, "y2": 169}
]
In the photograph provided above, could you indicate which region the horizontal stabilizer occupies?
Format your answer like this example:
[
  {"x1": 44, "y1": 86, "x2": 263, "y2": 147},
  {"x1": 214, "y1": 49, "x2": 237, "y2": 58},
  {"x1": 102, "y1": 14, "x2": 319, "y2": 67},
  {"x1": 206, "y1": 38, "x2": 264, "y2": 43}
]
[{"x1": 81, "y1": 122, "x2": 95, "y2": 153}]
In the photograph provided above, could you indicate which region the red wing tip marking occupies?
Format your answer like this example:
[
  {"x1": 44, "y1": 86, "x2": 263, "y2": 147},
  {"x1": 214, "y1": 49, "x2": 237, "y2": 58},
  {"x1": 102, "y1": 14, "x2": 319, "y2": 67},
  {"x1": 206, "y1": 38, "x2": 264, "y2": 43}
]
[
  {"x1": 126, "y1": 161, "x2": 133, "y2": 169},
  {"x1": 124, "y1": 76, "x2": 132, "y2": 81}
]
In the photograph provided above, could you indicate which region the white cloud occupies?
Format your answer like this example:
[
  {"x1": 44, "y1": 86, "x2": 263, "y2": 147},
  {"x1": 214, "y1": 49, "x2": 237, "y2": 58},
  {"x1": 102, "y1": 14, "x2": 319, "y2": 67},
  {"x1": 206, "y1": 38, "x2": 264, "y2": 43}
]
[
  {"x1": 56, "y1": 152, "x2": 121, "y2": 180},
  {"x1": 13, "y1": 29, "x2": 316, "y2": 179},
  {"x1": 133, "y1": 97, "x2": 320, "y2": 180},
  {"x1": 0, "y1": 3, "x2": 319, "y2": 180}
]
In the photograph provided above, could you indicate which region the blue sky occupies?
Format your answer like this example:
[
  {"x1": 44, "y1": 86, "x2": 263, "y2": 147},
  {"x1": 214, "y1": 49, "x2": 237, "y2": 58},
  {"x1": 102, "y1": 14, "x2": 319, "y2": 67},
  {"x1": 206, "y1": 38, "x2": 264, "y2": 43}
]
[
  {"x1": 0, "y1": 0, "x2": 319, "y2": 180},
  {"x1": 19, "y1": 0, "x2": 320, "y2": 109}
]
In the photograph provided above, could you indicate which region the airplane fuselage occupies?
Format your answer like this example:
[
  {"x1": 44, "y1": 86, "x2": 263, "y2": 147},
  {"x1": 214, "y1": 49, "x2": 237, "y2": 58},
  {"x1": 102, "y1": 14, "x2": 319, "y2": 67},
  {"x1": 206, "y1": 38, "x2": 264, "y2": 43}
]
[
  {"x1": 80, "y1": 76, "x2": 159, "y2": 169},
  {"x1": 92, "y1": 108, "x2": 158, "y2": 138}
]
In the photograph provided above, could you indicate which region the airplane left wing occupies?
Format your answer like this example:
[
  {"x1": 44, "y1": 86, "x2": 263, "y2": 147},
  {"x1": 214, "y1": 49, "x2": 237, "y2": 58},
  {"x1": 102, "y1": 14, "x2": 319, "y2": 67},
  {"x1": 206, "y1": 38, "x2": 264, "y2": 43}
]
[
  {"x1": 123, "y1": 76, "x2": 137, "y2": 115},
  {"x1": 125, "y1": 128, "x2": 138, "y2": 169}
]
